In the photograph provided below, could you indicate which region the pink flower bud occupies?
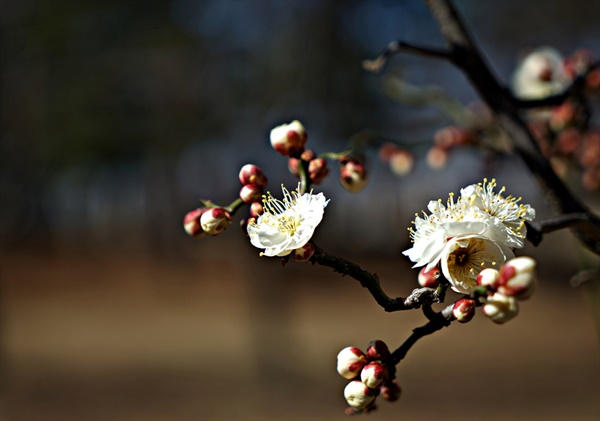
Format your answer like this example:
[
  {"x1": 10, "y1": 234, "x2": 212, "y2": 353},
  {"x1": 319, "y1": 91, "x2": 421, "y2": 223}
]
[
  {"x1": 292, "y1": 243, "x2": 315, "y2": 262},
  {"x1": 344, "y1": 380, "x2": 377, "y2": 409},
  {"x1": 418, "y1": 266, "x2": 440, "y2": 288},
  {"x1": 361, "y1": 362, "x2": 388, "y2": 388},
  {"x1": 452, "y1": 298, "x2": 476, "y2": 323},
  {"x1": 249, "y1": 202, "x2": 263, "y2": 217},
  {"x1": 239, "y1": 184, "x2": 262, "y2": 204},
  {"x1": 183, "y1": 208, "x2": 208, "y2": 238},
  {"x1": 497, "y1": 257, "x2": 537, "y2": 300},
  {"x1": 483, "y1": 292, "x2": 519, "y2": 324},
  {"x1": 200, "y1": 208, "x2": 231, "y2": 236},
  {"x1": 308, "y1": 158, "x2": 329, "y2": 185},
  {"x1": 434, "y1": 126, "x2": 476, "y2": 150},
  {"x1": 339, "y1": 159, "x2": 367, "y2": 193},
  {"x1": 476, "y1": 268, "x2": 499, "y2": 289},
  {"x1": 270, "y1": 120, "x2": 307, "y2": 158},
  {"x1": 426, "y1": 146, "x2": 448, "y2": 170},
  {"x1": 238, "y1": 164, "x2": 268, "y2": 188},
  {"x1": 366, "y1": 339, "x2": 390, "y2": 361},
  {"x1": 288, "y1": 150, "x2": 317, "y2": 177},
  {"x1": 389, "y1": 149, "x2": 415, "y2": 176},
  {"x1": 381, "y1": 381, "x2": 401, "y2": 402},
  {"x1": 337, "y1": 347, "x2": 367, "y2": 379}
]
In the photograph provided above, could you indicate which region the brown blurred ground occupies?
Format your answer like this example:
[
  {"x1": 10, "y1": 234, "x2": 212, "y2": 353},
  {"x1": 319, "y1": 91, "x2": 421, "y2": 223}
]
[{"x1": 1, "y1": 236, "x2": 599, "y2": 421}]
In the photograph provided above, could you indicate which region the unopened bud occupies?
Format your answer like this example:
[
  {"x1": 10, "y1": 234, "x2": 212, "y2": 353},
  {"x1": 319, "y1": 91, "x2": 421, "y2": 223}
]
[
  {"x1": 483, "y1": 292, "x2": 519, "y2": 324},
  {"x1": 238, "y1": 164, "x2": 268, "y2": 188},
  {"x1": 389, "y1": 149, "x2": 415, "y2": 176},
  {"x1": 434, "y1": 126, "x2": 476, "y2": 150},
  {"x1": 452, "y1": 298, "x2": 477, "y2": 323},
  {"x1": 249, "y1": 202, "x2": 263, "y2": 217},
  {"x1": 549, "y1": 103, "x2": 578, "y2": 133},
  {"x1": 497, "y1": 257, "x2": 537, "y2": 300},
  {"x1": 340, "y1": 160, "x2": 367, "y2": 193},
  {"x1": 579, "y1": 131, "x2": 600, "y2": 168},
  {"x1": 288, "y1": 150, "x2": 316, "y2": 177},
  {"x1": 337, "y1": 347, "x2": 367, "y2": 379},
  {"x1": 293, "y1": 243, "x2": 315, "y2": 262},
  {"x1": 344, "y1": 380, "x2": 377, "y2": 409},
  {"x1": 512, "y1": 46, "x2": 569, "y2": 99},
  {"x1": 200, "y1": 208, "x2": 232, "y2": 236},
  {"x1": 239, "y1": 184, "x2": 262, "y2": 204},
  {"x1": 366, "y1": 339, "x2": 390, "y2": 361},
  {"x1": 183, "y1": 208, "x2": 208, "y2": 238},
  {"x1": 418, "y1": 266, "x2": 440, "y2": 288},
  {"x1": 270, "y1": 120, "x2": 307, "y2": 158},
  {"x1": 308, "y1": 158, "x2": 329, "y2": 185},
  {"x1": 555, "y1": 127, "x2": 581, "y2": 155},
  {"x1": 476, "y1": 268, "x2": 499, "y2": 289},
  {"x1": 361, "y1": 362, "x2": 388, "y2": 388},
  {"x1": 426, "y1": 146, "x2": 448, "y2": 170},
  {"x1": 381, "y1": 381, "x2": 401, "y2": 402}
]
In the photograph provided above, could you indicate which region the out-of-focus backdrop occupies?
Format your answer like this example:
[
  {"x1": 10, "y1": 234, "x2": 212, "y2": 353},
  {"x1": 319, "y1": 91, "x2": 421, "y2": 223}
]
[{"x1": 1, "y1": 0, "x2": 599, "y2": 420}]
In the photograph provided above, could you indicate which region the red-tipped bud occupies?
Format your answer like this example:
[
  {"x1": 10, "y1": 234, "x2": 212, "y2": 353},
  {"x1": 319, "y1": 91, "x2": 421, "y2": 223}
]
[
  {"x1": 434, "y1": 126, "x2": 477, "y2": 150},
  {"x1": 361, "y1": 362, "x2": 388, "y2": 388},
  {"x1": 340, "y1": 160, "x2": 367, "y2": 193},
  {"x1": 426, "y1": 146, "x2": 448, "y2": 170},
  {"x1": 344, "y1": 380, "x2": 377, "y2": 409},
  {"x1": 200, "y1": 208, "x2": 231, "y2": 236},
  {"x1": 497, "y1": 256, "x2": 537, "y2": 300},
  {"x1": 476, "y1": 268, "x2": 500, "y2": 289},
  {"x1": 549, "y1": 102, "x2": 578, "y2": 133},
  {"x1": 337, "y1": 347, "x2": 367, "y2": 379},
  {"x1": 366, "y1": 340, "x2": 390, "y2": 361},
  {"x1": 238, "y1": 164, "x2": 268, "y2": 188},
  {"x1": 378, "y1": 142, "x2": 401, "y2": 163},
  {"x1": 308, "y1": 158, "x2": 329, "y2": 185},
  {"x1": 292, "y1": 243, "x2": 315, "y2": 262},
  {"x1": 249, "y1": 202, "x2": 263, "y2": 218},
  {"x1": 389, "y1": 149, "x2": 415, "y2": 177},
  {"x1": 239, "y1": 184, "x2": 262, "y2": 204},
  {"x1": 418, "y1": 266, "x2": 440, "y2": 288},
  {"x1": 483, "y1": 292, "x2": 519, "y2": 324},
  {"x1": 288, "y1": 150, "x2": 317, "y2": 177},
  {"x1": 381, "y1": 381, "x2": 401, "y2": 402},
  {"x1": 183, "y1": 208, "x2": 208, "y2": 238},
  {"x1": 270, "y1": 120, "x2": 307, "y2": 158},
  {"x1": 452, "y1": 298, "x2": 477, "y2": 323}
]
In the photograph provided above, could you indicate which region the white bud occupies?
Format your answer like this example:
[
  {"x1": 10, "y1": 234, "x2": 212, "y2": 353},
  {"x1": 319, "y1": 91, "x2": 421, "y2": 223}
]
[
  {"x1": 270, "y1": 120, "x2": 307, "y2": 157},
  {"x1": 497, "y1": 256, "x2": 537, "y2": 300},
  {"x1": 344, "y1": 380, "x2": 376, "y2": 409},
  {"x1": 200, "y1": 208, "x2": 231, "y2": 236},
  {"x1": 336, "y1": 347, "x2": 366, "y2": 379},
  {"x1": 361, "y1": 362, "x2": 387, "y2": 389},
  {"x1": 477, "y1": 268, "x2": 500, "y2": 289},
  {"x1": 483, "y1": 292, "x2": 519, "y2": 324}
]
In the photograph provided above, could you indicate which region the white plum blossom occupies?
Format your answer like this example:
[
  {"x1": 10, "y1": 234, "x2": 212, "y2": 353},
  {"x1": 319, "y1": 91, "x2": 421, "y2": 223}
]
[
  {"x1": 440, "y1": 235, "x2": 512, "y2": 294},
  {"x1": 247, "y1": 185, "x2": 328, "y2": 257},
  {"x1": 460, "y1": 178, "x2": 535, "y2": 249},
  {"x1": 403, "y1": 179, "x2": 535, "y2": 294},
  {"x1": 511, "y1": 46, "x2": 570, "y2": 100}
]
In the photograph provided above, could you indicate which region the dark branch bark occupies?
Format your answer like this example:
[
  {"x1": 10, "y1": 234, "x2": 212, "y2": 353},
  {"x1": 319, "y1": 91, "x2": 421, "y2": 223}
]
[
  {"x1": 387, "y1": 304, "x2": 454, "y2": 366},
  {"x1": 310, "y1": 245, "x2": 442, "y2": 312}
]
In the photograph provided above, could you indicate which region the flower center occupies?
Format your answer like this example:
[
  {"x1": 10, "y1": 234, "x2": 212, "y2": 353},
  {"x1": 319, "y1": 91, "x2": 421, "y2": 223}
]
[
  {"x1": 447, "y1": 238, "x2": 498, "y2": 282},
  {"x1": 277, "y1": 213, "x2": 301, "y2": 236}
]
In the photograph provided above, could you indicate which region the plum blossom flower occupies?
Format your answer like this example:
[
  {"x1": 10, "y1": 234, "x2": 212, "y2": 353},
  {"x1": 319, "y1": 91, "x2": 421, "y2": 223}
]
[
  {"x1": 247, "y1": 185, "x2": 328, "y2": 257},
  {"x1": 403, "y1": 179, "x2": 534, "y2": 294}
]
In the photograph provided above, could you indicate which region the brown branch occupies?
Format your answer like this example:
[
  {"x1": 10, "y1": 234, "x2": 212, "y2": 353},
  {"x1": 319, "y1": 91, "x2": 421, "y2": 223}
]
[
  {"x1": 310, "y1": 245, "x2": 443, "y2": 312},
  {"x1": 363, "y1": 40, "x2": 453, "y2": 73},
  {"x1": 387, "y1": 303, "x2": 454, "y2": 366},
  {"x1": 421, "y1": 0, "x2": 600, "y2": 255}
]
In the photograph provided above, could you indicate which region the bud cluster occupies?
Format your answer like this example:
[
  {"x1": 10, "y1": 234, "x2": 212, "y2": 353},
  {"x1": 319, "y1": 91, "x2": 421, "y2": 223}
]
[
  {"x1": 336, "y1": 340, "x2": 400, "y2": 413},
  {"x1": 183, "y1": 206, "x2": 232, "y2": 237},
  {"x1": 475, "y1": 256, "x2": 538, "y2": 324}
]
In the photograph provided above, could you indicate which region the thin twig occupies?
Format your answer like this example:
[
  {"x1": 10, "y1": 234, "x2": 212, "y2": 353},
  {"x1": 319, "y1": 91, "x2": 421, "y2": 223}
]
[
  {"x1": 310, "y1": 244, "x2": 442, "y2": 312},
  {"x1": 363, "y1": 40, "x2": 453, "y2": 74}
]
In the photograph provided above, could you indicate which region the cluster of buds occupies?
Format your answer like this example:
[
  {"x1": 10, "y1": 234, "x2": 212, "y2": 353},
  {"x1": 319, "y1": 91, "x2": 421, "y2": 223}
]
[
  {"x1": 288, "y1": 149, "x2": 330, "y2": 185},
  {"x1": 475, "y1": 256, "x2": 538, "y2": 324},
  {"x1": 336, "y1": 340, "x2": 400, "y2": 413},
  {"x1": 183, "y1": 206, "x2": 232, "y2": 237},
  {"x1": 238, "y1": 164, "x2": 268, "y2": 204},
  {"x1": 378, "y1": 143, "x2": 415, "y2": 177},
  {"x1": 514, "y1": 47, "x2": 600, "y2": 191}
]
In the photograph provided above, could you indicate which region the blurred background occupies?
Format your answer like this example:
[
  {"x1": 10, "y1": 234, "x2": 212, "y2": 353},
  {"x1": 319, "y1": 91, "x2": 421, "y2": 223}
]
[{"x1": 1, "y1": 0, "x2": 599, "y2": 419}]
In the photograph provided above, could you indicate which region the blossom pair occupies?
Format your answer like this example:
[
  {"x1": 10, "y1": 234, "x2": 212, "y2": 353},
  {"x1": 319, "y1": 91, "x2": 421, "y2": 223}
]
[{"x1": 403, "y1": 179, "x2": 535, "y2": 294}]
